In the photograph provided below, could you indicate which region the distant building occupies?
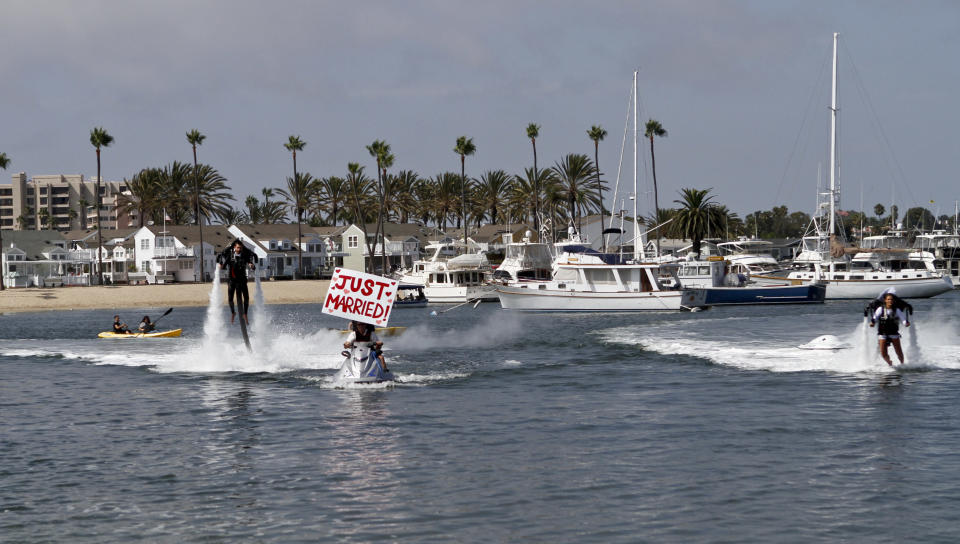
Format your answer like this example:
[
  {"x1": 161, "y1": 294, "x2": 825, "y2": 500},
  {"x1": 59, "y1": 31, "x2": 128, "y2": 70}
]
[{"x1": 1, "y1": 172, "x2": 134, "y2": 232}]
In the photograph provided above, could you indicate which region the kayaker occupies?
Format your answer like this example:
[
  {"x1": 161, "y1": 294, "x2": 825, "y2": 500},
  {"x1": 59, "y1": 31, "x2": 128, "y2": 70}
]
[
  {"x1": 869, "y1": 293, "x2": 910, "y2": 365},
  {"x1": 217, "y1": 239, "x2": 257, "y2": 324},
  {"x1": 138, "y1": 315, "x2": 155, "y2": 333},
  {"x1": 343, "y1": 321, "x2": 388, "y2": 372},
  {"x1": 112, "y1": 315, "x2": 132, "y2": 334}
]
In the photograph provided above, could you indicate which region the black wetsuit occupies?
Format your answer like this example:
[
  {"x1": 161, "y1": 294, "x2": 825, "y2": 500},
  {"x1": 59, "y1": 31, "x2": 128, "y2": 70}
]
[{"x1": 218, "y1": 244, "x2": 257, "y2": 316}]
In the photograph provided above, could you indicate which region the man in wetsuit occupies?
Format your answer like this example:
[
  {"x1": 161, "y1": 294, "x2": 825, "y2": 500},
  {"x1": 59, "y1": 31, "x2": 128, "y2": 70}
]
[{"x1": 217, "y1": 240, "x2": 257, "y2": 324}]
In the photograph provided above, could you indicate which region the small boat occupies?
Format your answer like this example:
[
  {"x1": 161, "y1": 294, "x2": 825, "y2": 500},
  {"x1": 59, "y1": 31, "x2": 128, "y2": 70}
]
[
  {"x1": 394, "y1": 284, "x2": 428, "y2": 308},
  {"x1": 671, "y1": 258, "x2": 826, "y2": 305},
  {"x1": 97, "y1": 328, "x2": 183, "y2": 338},
  {"x1": 334, "y1": 346, "x2": 396, "y2": 384}
]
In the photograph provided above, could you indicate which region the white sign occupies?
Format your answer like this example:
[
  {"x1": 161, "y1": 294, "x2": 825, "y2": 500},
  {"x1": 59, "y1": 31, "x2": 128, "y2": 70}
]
[{"x1": 322, "y1": 268, "x2": 397, "y2": 326}]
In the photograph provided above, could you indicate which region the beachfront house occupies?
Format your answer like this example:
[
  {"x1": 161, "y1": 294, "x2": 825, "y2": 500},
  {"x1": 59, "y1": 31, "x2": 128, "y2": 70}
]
[
  {"x1": 1, "y1": 230, "x2": 79, "y2": 287},
  {"x1": 310, "y1": 225, "x2": 352, "y2": 277},
  {"x1": 228, "y1": 224, "x2": 329, "y2": 279},
  {"x1": 131, "y1": 225, "x2": 234, "y2": 283}
]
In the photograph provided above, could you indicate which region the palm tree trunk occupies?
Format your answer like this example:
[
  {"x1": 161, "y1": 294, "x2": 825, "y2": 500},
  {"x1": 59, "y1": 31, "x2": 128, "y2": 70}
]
[
  {"x1": 96, "y1": 149, "x2": 104, "y2": 286},
  {"x1": 460, "y1": 156, "x2": 467, "y2": 246},
  {"x1": 594, "y1": 141, "x2": 606, "y2": 252},
  {"x1": 193, "y1": 146, "x2": 205, "y2": 282},
  {"x1": 649, "y1": 137, "x2": 660, "y2": 255},
  {"x1": 293, "y1": 152, "x2": 302, "y2": 278},
  {"x1": 532, "y1": 140, "x2": 539, "y2": 234}
]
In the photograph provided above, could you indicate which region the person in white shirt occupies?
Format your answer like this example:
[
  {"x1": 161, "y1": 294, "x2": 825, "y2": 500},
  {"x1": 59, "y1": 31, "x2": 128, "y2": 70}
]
[
  {"x1": 869, "y1": 293, "x2": 910, "y2": 365},
  {"x1": 343, "y1": 321, "x2": 388, "y2": 372}
]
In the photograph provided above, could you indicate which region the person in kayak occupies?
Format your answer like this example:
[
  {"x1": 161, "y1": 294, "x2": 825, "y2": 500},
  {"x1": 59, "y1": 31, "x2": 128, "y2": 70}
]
[
  {"x1": 112, "y1": 315, "x2": 132, "y2": 334},
  {"x1": 869, "y1": 293, "x2": 910, "y2": 365},
  {"x1": 343, "y1": 321, "x2": 388, "y2": 372},
  {"x1": 138, "y1": 315, "x2": 155, "y2": 333},
  {"x1": 217, "y1": 239, "x2": 257, "y2": 324}
]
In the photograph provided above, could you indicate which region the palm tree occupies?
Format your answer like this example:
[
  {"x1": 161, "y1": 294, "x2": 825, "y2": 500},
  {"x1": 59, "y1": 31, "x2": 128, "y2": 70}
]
[
  {"x1": 644, "y1": 119, "x2": 667, "y2": 254},
  {"x1": 0, "y1": 152, "x2": 8, "y2": 290},
  {"x1": 89, "y1": 127, "x2": 114, "y2": 285},
  {"x1": 347, "y1": 162, "x2": 376, "y2": 272},
  {"x1": 219, "y1": 206, "x2": 247, "y2": 225},
  {"x1": 587, "y1": 125, "x2": 608, "y2": 250},
  {"x1": 245, "y1": 196, "x2": 263, "y2": 224},
  {"x1": 192, "y1": 164, "x2": 235, "y2": 224},
  {"x1": 475, "y1": 170, "x2": 512, "y2": 224},
  {"x1": 38, "y1": 208, "x2": 51, "y2": 229},
  {"x1": 186, "y1": 129, "x2": 207, "y2": 282},
  {"x1": 389, "y1": 170, "x2": 420, "y2": 223},
  {"x1": 526, "y1": 123, "x2": 540, "y2": 232},
  {"x1": 262, "y1": 188, "x2": 275, "y2": 221},
  {"x1": 316, "y1": 176, "x2": 349, "y2": 225},
  {"x1": 68, "y1": 207, "x2": 78, "y2": 229},
  {"x1": 283, "y1": 135, "x2": 305, "y2": 224},
  {"x1": 551, "y1": 153, "x2": 599, "y2": 232},
  {"x1": 366, "y1": 140, "x2": 392, "y2": 273},
  {"x1": 453, "y1": 136, "x2": 476, "y2": 245},
  {"x1": 873, "y1": 203, "x2": 886, "y2": 220},
  {"x1": 78, "y1": 198, "x2": 90, "y2": 229},
  {"x1": 673, "y1": 188, "x2": 722, "y2": 258},
  {"x1": 277, "y1": 172, "x2": 316, "y2": 277}
]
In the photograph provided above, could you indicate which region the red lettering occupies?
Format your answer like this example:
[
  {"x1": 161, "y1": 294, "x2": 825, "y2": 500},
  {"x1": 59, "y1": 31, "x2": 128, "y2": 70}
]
[
  {"x1": 361, "y1": 279, "x2": 374, "y2": 296},
  {"x1": 371, "y1": 303, "x2": 384, "y2": 319},
  {"x1": 349, "y1": 277, "x2": 363, "y2": 293},
  {"x1": 364, "y1": 301, "x2": 375, "y2": 317},
  {"x1": 324, "y1": 292, "x2": 341, "y2": 309},
  {"x1": 332, "y1": 274, "x2": 349, "y2": 290},
  {"x1": 374, "y1": 281, "x2": 390, "y2": 298}
]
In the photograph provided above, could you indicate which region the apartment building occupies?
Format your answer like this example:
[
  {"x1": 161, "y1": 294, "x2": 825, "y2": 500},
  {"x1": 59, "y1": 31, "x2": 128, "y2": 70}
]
[{"x1": 0, "y1": 172, "x2": 136, "y2": 232}]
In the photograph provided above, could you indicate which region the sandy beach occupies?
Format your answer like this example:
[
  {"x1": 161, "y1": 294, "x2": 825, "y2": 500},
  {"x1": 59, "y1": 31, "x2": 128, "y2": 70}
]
[{"x1": 0, "y1": 280, "x2": 330, "y2": 313}]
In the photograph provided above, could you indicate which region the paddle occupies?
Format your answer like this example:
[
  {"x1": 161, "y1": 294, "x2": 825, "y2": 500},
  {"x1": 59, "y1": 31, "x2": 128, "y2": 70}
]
[{"x1": 134, "y1": 307, "x2": 173, "y2": 335}]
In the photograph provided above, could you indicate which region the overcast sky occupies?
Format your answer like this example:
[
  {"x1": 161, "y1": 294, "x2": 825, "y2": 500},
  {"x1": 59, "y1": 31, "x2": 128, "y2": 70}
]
[{"x1": 3, "y1": 0, "x2": 958, "y2": 220}]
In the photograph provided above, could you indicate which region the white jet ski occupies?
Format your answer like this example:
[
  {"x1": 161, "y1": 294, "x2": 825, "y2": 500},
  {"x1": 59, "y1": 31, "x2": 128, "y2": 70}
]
[
  {"x1": 334, "y1": 344, "x2": 397, "y2": 384},
  {"x1": 798, "y1": 334, "x2": 851, "y2": 350}
]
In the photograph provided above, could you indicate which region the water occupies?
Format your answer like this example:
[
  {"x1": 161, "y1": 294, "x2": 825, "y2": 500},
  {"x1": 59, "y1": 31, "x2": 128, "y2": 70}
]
[{"x1": 3, "y1": 290, "x2": 960, "y2": 542}]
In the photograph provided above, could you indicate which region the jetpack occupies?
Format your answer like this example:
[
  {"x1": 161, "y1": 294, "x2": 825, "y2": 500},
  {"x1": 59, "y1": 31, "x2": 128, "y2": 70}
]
[{"x1": 863, "y1": 287, "x2": 913, "y2": 319}]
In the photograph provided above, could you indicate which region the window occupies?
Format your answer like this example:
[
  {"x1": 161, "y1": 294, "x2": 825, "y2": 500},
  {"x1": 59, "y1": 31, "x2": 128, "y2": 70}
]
[
  {"x1": 140, "y1": 239, "x2": 151, "y2": 250},
  {"x1": 348, "y1": 235, "x2": 358, "y2": 248}
]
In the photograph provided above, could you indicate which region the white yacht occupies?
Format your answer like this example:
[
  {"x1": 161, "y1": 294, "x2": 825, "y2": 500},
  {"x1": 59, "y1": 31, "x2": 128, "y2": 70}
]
[
  {"x1": 399, "y1": 241, "x2": 497, "y2": 303},
  {"x1": 491, "y1": 231, "x2": 555, "y2": 283},
  {"x1": 750, "y1": 33, "x2": 952, "y2": 300},
  {"x1": 495, "y1": 72, "x2": 708, "y2": 312},
  {"x1": 716, "y1": 239, "x2": 789, "y2": 278},
  {"x1": 914, "y1": 230, "x2": 960, "y2": 287}
]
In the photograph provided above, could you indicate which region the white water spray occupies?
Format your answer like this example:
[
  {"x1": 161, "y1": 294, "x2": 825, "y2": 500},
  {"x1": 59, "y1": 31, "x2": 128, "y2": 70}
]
[
  {"x1": 905, "y1": 319, "x2": 921, "y2": 364},
  {"x1": 203, "y1": 267, "x2": 225, "y2": 342},
  {"x1": 251, "y1": 273, "x2": 269, "y2": 338}
]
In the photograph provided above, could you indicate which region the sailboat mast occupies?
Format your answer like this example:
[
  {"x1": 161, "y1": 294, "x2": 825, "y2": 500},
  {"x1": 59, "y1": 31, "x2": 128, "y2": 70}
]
[
  {"x1": 633, "y1": 70, "x2": 643, "y2": 261},
  {"x1": 828, "y1": 32, "x2": 839, "y2": 237}
]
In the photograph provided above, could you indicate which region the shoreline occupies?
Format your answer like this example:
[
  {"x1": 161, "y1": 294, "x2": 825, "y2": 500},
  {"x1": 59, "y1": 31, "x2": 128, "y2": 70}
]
[{"x1": 0, "y1": 280, "x2": 331, "y2": 313}]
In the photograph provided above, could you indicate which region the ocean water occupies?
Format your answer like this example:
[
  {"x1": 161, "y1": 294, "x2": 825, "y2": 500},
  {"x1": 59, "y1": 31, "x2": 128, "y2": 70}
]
[{"x1": 2, "y1": 288, "x2": 960, "y2": 543}]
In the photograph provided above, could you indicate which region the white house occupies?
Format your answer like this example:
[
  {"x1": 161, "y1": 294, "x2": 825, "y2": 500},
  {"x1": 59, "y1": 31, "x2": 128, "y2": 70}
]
[{"x1": 228, "y1": 224, "x2": 329, "y2": 278}]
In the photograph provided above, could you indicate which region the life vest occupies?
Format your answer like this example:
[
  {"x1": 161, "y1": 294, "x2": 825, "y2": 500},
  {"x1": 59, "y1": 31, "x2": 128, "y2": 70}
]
[
  {"x1": 354, "y1": 326, "x2": 373, "y2": 342},
  {"x1": 877, "y1": 308, "x2": 900, "y2": 336}
]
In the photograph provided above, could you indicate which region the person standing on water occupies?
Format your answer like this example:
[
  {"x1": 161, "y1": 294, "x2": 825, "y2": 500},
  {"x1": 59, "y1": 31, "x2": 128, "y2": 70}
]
[
  {"x1": 869, "y1": 293, "x2": 910, "y2": 365},
  {"x1": 217, "y1": 239, "x2": 257, "y2": 324}
]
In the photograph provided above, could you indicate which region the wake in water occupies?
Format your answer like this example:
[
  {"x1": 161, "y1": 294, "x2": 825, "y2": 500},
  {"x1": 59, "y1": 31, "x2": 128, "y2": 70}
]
[{"x1": 600, "y1": 307, "x2": 960, "y2": 374}]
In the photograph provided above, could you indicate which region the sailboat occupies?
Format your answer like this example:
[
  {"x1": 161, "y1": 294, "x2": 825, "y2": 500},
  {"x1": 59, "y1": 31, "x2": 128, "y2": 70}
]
[
  {"x1": 495, "y1": 72, "x2": 708, "y2": 311},
  {"x1": 751, "y1": 33, "x2": 953, "y2": 299}
]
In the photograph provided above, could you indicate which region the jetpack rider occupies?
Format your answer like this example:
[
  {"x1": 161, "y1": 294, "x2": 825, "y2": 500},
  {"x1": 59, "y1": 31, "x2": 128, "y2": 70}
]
[
  {"x1": 868, "y1": 292, "x2": 911, "y2": 366},
  {"x1": 217, "y1": 239, "x2": 257, "y2": 324}
]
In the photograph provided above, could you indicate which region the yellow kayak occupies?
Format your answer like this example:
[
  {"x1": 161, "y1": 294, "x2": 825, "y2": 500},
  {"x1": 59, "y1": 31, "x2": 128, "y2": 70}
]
[
  {"x1": 337, "y1": 326, "x2": 407, "y2": 337},
  {"x1": 98, "y1": 329, "x2": 183, "y2": 339}
]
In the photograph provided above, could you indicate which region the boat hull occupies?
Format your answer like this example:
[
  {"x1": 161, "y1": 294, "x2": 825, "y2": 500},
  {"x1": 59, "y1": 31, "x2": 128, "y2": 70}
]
[
  {"x1": 496, "y1": 286, "x2": 707, "y2": 311},
  {"x1": 751, "y1": 274, "x2": 953, "y2": 299},
  {"x1": 702, "y1": 284, "x2": 826, "y2": 305},
  {"x1": 424, "y1": 285, "x2": 498, "y2": 303},
  {"x1": 98, "y1": 328, "x2": 183, "y2": 338}
]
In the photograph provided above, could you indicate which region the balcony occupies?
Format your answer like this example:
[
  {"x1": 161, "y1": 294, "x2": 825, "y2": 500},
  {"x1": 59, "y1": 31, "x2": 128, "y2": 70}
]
[{"x1": 153, "y1": 247, "x2": 195, "y2": 258}]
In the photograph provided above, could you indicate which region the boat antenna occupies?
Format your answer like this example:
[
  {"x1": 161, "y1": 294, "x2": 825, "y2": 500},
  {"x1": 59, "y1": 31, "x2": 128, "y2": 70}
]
[
  {"x1": 828, "y1": 32, "x2": 839, "y2": 239},
  {"x1": 632, "y1": 70, "x2": 644, "y2": 261}
]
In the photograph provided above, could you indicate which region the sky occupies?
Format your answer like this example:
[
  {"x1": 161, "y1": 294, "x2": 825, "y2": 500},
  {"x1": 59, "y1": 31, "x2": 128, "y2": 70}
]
[{"x1": 2, "y1": 0, "x2": 959, "y2": 220}]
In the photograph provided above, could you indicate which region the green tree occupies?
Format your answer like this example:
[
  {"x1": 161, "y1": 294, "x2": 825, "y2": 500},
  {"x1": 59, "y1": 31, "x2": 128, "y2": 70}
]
[
  {"x1": 644, "y1": 119, "x2": 667, "y2": 253},
  {"x1": 78, "y1": 198, "x2": 90, "y2": 229},
  {"x1": 186, "y1": 129, "x2": 207, "y2": 281},
  {"x1": 587, "y1": 125, "x2": 608, "y2": 250},
  {"x1": 526, "y1": 123, "x2": 541, "y2": 232},
  {"x1": 277, "y1": 172, "x2": 316, "y2": 276},
  {"x1": 283, "y1": 135, "x2": 306, "y2": 225},
  {"x1": 551, "y1": 153, "x2": 600, "y2": 232},
  {"x1": 673, "y1": 188, "x2": 722, "y2": 258},
  {"x1": 89, "y1": 127, "x2": 114, "y2": 285},
  {"x1": 453, "y1": 136, "x2": 476, "y2": 244},
  {"x1": 347, "y1": 162, "x2": 376, "y2": 272},
  {"x1": 475, "y1": 170, "x2": 512, "y2": 224},
  {"x1": 0, "y1": 152, "x2": 8, "y2": 290},
  {"x1": 873, "y1": 203, "x2": 885, "y2": 219},
  {"x1": 316, "y1": 176, "x2": 349, "y2": 226},
  {"x1": 38, "y1": 208, "x2": 51, "y2": 229}
]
